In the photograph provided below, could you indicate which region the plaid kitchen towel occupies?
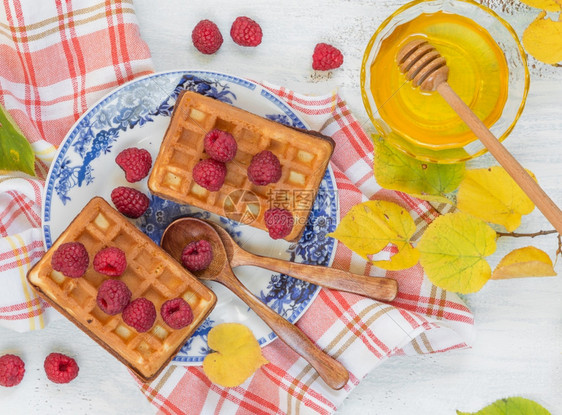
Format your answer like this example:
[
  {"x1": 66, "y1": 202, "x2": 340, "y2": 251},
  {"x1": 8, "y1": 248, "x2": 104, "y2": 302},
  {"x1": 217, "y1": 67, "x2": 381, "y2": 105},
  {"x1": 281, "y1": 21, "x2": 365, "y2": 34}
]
[
  {"x1": 0, "y1": 0, "x2": 152, "y2": 332},
  {"x1": 136, "y1": 86, "x2": 475, "y2": 414}
]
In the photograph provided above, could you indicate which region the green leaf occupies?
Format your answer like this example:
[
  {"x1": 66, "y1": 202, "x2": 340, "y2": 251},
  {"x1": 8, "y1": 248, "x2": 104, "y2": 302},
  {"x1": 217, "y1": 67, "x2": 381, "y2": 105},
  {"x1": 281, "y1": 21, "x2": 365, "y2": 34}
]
[
  {"x1": 373, "y1": 137, "x2": 465, "y2": 203},
  {"x1": 457, "y1": 396, "x2": 551, "y2": 415},
  {"x1": 417, "y1": 212, "x2": 496, "y2": 293},
  {"x1": 0, "y1": 103, "x2": 35, "y2": 176},
  {"x1": 328, "y1": 200, "x2": 419, "y2": 270}
]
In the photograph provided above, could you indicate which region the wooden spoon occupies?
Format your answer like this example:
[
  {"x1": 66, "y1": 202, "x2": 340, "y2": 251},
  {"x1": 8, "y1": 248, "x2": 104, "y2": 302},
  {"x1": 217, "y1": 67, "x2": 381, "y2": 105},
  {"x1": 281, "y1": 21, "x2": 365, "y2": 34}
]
[
  {"x1": 161, "y1": 217, "x2": 349, "y2": 390},
  {"x1": 206, "y1": 220, "x2": 398, "y2": 302},
  {"x1": 397, "y1": 39, "x2": 562, "y2": 234}
]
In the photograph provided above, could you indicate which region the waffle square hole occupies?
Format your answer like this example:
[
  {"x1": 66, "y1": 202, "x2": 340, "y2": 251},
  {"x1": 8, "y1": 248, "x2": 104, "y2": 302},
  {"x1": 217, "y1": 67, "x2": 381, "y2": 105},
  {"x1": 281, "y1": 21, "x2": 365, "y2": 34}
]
[
  {"x1": 112, "y1": 232, "x2": 137, "y2": 251},
  {"x1": 267, "y1": 140, "x2": 288, "y2": 156},
  {"x1": 158, "y1": 271, "x2": 185, "y2": 292},
  {"x1": 84, "y1": 270, "x2": 106, "y2": 289},
  {"x1": 151, "y1": 324, "x2": 170, "y2": 341},
  {"x1": 214, "y1": 118, "x2": 236, "y2": 133},
  {"x1": 49, "y1": 270, "x2": 66, "y2": 285},
  {"x1": 93, "y1": 213, "x2": 112, "y2": 232},
  {"x1": 113, "y1": 324, "x2": 134, "y2": 342},
  {"x1": 189, "y1": 182, "x2": 209, "y2": 200},
  {"x1": 287, "y1": 170, "x2": 307, "y2": 187},
  {"x1": 163, "y1": 171, "x2": 183, "y2": 191},
  {"x1": 170, "y1": 148, "x2": 193, "y2": 168},
  {"x1": 135, "y1": 341, "x2": 154, "y2": 360},
  {"x1": 177, "y1": 127, "x2": 202, "y2": 148},
  {"x1": 224, "y1": 168, "x2": 246, "y2": 188},
  {"x1": 133, "y1": 249, "x2": 162, "y2": 275},
  {"x1": 237, "y1": 128, "x2": 260, "y2": 147},
  {"x1": 76, "y1": 230, "x2": 101, "y2": 251},
  {"x1": 296, "y1": 149, "x2": 316, "y2": 165},
  {"x1": 69, "y1": 284, "x2": 93, "y2": 308},
  {"x1": 182, "y1": 290, "x2": 201, "y2": 310},
  {"x1": 89, "y1": 306, "x2": 113, "y2": 325},
  {"x1": 187, "y1": 108, "x2": 208, "y2": 124},
  {"x1": 142, "y1": 287, "x2": 167, "y2": 306}
]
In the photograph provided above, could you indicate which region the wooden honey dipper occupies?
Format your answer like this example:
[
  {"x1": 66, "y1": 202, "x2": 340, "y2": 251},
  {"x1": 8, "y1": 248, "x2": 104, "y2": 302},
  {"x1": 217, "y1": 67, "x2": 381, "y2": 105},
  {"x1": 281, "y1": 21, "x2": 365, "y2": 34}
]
[{"x1": 397, "y1": 39, "x2": 562, "y2": 234}]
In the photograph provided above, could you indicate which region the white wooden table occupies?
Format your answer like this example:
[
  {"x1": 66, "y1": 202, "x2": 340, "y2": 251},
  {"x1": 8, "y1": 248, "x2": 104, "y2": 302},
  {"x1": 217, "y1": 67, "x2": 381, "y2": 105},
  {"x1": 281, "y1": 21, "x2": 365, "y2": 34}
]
[{"x1": 1, "y1": 0, "x2": 561, "y2": 413}]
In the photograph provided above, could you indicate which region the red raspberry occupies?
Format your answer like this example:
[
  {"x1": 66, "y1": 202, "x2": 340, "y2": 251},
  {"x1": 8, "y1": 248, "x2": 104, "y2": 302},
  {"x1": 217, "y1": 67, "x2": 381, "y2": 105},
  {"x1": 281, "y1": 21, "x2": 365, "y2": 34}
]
[
  {"x1": 161, "y1": 298, "x2": 194, "y2": 329},
  {"x1": 0, "y1": 354, "x2": 25, "y2": 387},
  {"x1": 247, "y1": 150, "x2": 282, "y2": 186},
  {"x1": 111, "y1": 186, "x2": 150, "y2": 218},
  {"x1": 192, "y1": 158, "x2": 226, "y2": 191},
  {"x1": 96, "y1": 279, "x2": 131, "y2": 315},
  {"x1": 115, "y1": 147, "x2": 152, "y2": 183},
  {"x1": 44, "y1": 353, "x2": 79, "y2": 384},
  {"x1": 93, "y1": 247, "x2": 127, "y2": 277},
  {"x1": 122, "y1": 298, "x2": 156, "y2": 332},
  {"x1": 264, "y1": 208, "x2": 294, "y2": 239},
  {"x1": 230, "y1": 16, "x2": 262, "y2": 47},
  {"x1": 192, "y1": 19, "x2": 223, "y2": 54},
  {"x1": 204, "y1": 129, "x2": 238, "y2": 162},
  {"x1": 181, "y1": 239, "x2": 213, "y2": 271},
  {"x1": 312, "y1": 43, "x2": 344, "y2": 71},
  {"x1": 51, "y1": 242, "x2": 89, "y2": 278}
]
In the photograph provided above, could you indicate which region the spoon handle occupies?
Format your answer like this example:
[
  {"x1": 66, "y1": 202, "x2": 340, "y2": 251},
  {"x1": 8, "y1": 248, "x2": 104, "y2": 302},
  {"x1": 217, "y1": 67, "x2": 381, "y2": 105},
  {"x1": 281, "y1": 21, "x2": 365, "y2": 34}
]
[
  {"x1": 218, "y1": 270, "x2": 349, "y2": 390},
  {"x1": 437, "y1": 82, "x2": 562, "y2": 234},
  {"x1": 239, "y1": 251, "x2": 397, "y2": 302}
]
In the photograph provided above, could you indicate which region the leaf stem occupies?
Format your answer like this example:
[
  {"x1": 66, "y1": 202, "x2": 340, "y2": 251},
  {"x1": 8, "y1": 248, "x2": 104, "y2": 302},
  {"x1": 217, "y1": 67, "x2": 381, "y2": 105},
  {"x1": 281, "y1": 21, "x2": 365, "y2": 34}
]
[{"x1": 496, "y1": 229, "x2": 558, "y2": 238}]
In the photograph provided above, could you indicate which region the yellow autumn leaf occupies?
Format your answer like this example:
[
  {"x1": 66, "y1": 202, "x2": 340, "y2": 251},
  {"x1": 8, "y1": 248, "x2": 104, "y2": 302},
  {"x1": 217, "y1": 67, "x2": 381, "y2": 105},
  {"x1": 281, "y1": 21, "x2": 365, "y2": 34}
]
[
  {"x1": 203, "y1": 323, "x2": 268, "y2": 388},
  {"x1": 491, "y1": 246, "x2": 557, "y2": 279},
  {"x1": 328, "y1": 200, "x2": 419, "y2": 270},
  {"x1": 523, "y1": 11, "x2": 562, "y2": 65},
  {"x1": 418, "y1": 212, "x2": 497, "y2": 294},
  {"x1": 456, "y1": 167, "x2": 535, "y2": 232},
  {"x1": 519, "y1": 0, "x2": 561, "y2": 12}
]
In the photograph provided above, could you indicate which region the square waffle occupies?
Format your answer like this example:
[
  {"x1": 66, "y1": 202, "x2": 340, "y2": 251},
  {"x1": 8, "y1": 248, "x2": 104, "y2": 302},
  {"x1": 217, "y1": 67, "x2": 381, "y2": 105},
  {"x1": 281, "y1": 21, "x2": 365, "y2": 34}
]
[
  {"x1": 27, "y1": 197, "x2": 217, "y2": 382},
  {"x1": 148, "y1": 91, "x2": 335, "y2": 242}
]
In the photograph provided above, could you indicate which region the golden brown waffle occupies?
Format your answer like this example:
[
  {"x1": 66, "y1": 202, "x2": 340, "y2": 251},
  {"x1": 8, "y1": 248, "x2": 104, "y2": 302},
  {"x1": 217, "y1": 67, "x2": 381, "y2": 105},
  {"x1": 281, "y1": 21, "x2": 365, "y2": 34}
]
[
  {"x1": 148, "y1": 91, "x2": 335, "y2": 242},
  {"x1": 28, "y1": 197, "x2": 216, "y2": 382}
]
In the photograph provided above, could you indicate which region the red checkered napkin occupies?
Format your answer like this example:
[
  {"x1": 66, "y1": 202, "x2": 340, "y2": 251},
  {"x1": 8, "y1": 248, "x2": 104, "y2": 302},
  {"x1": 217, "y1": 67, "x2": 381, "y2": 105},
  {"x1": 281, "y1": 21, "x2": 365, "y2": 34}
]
[
  {"x1": 0, "y1": 0, "x2": 152, "y2": 332},
  {"x1": 136, "y1": 86, "x2": 475, "y2": 414}
]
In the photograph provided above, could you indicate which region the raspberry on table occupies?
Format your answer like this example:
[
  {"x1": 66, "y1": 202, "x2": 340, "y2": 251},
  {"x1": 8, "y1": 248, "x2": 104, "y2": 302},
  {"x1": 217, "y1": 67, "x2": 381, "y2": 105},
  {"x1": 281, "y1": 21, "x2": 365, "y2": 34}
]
[
  {"x1": 192, "y1": 19, "x2": 223, "y2": 55},
  {"x1": 161, "y1": 298, "x2": 194, "y2": 329},
  {"x1": 96, "y1": 279, "x2": 131, "y2": 315},
  {"x1": 192, "y1": 158, "x2": 227, "y2": 191},
  {"x1": 122, "y1": 297, "x2": 156, "y2": 333},
  {"x1": 51, "y1": 242, "x2": 89, "y2": 278},
  {"x1": 247, "y1": 150, "x2": 282, "y2": 186},
  {"x1": 115, "y1": 147, "x2": 152, "y2": 183},
  {"x1": 111, "y1": 186, "x2": 150, "y2": 218},
  {"x1": 264, "y1": 208, "x2": 294, "y2": 239},
  {"x1": 93, "y1": 246, "x2": 127, "y2": 277},
  {"x1": 181, "y1": 239, "x2": 213, "y2": 272},
  {"x1": 0, "y1": 354, "x2": 25, "y2": 387},
  {"x1": 44, "y1": 353, "x2": 79, "y2": 384},
  {"x1": 312, "y1": 43, "x2": 344, "y2": 71},
  {"x1": 230, "y1": 16, "x2": 263, "y2": 47},
  {"x1": 204, "y1": 129, "x2": 238, "y2": 162}
]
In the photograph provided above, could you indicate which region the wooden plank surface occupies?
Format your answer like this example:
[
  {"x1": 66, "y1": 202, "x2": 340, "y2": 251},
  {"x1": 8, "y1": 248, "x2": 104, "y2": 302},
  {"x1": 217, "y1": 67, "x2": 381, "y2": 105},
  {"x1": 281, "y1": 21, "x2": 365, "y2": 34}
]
[{"x1": 1, "y1": 0, "x2": 561, "y2": 413}]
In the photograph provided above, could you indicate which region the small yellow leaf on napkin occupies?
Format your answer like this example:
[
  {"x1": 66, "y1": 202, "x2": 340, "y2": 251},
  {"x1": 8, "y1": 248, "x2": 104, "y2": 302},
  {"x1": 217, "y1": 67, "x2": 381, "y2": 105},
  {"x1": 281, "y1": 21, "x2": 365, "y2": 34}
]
[
  {"x1": 328, "y1": 200, "x2": 419, "y2": 270},
  {"x1": 491, "y1": 246, "x2": 557, "y2": 279},
  {"x1": 457, "y1": 167, "x2": 535, "y2": 232},
  {"x1": 203, "y1": 323, "x2": 268, "y2": 388},
  {"x1": 523, "y1": 11, "x2": 562, "y2": 65},
  {"x1": 418, "y1": 212, "x2": 497, "y2": 294}
]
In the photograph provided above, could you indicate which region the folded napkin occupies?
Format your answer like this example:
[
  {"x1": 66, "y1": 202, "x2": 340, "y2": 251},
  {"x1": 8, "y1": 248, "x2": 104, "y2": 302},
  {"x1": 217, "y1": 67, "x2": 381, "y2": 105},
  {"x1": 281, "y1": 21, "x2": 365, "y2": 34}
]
[
  {"x1": 135, "y1": 86, "x2": 475, "y2": 414},
  {"x1": 0, "y1": 0, "x2": 152, "y2": 331},
  {"x1": 0, "y1": 1, "x2": 474, "y2": 413}
]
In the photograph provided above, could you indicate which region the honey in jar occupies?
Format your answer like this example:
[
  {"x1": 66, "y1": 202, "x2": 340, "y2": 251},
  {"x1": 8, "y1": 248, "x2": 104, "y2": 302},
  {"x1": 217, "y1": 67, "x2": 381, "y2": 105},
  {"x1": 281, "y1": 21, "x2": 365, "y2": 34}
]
[{"x1": 370, "y1": 11, "x2": 508, "y2": 149}]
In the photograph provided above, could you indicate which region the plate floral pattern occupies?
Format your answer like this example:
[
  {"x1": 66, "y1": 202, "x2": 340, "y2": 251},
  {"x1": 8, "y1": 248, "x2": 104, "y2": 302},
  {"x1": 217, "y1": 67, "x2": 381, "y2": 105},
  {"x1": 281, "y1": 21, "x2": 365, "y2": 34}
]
[{"x1": 42, "y1": 71, "x2": 338, "y2": 363}]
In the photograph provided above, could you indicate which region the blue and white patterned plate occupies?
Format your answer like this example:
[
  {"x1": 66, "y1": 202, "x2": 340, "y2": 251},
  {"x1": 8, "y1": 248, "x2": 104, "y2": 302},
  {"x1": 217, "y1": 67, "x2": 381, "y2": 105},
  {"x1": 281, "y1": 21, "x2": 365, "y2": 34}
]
[{"x1": 42, "y1": 70, "x2": 339, "y2": 364}]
